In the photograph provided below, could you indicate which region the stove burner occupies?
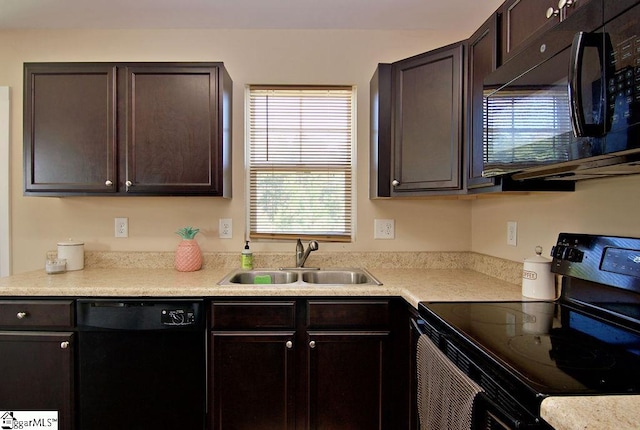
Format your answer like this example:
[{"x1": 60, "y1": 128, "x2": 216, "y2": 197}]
[
  {"x1": 507, "y1": 335, "x2": 554, "y2": 366},
  {"x1": 507, "y1": 334, "x2": 617, "y2": 371},
  {"x1": 450, "y1": 303, "x2": 528, "y2": 325},
  {"x1": 549, "y1": 333, "x2": 617, "y2": 371}
]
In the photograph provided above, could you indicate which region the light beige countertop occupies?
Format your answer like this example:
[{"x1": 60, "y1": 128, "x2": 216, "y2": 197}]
[
  {"x1": 0, "y1": 250, "x2": 637, "y2": 429},
  {"x1": 0, "y1": 266, "x2": 526, "y2": 306},
  {"x1": 541, "y1": 396, "x2": 640, "y2": 430},
  {"x1": 0, "y1": 250, "x2": 527, "y2": 305}
]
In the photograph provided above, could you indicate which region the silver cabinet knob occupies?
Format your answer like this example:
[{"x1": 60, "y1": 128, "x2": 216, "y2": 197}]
[
  {"x1": 125, "y1": 180, "x2": 132, "y2": 187},
  {"x1": 60, "y1": 341, "x2": 70, "y2": 349},
  {"x1": 105, "y1": 180, "x2": 113, "y2": 186},
  {"x1": 558, "y1": 0, "x2": 576, "y2": 8},
  {"x1": 546, "y1": 7, "x2": 559, "y2": 18},
  {"x1": 392, "y1": 180, "x2": 400, "y2": 187},
  {"x1": 309, "y1": 340, "x2": 316, "y2": 349},
  {"x1": 16, "y1": 312, "x2": 27, "y2": 319},
  {"x1": 286, "y1": 341, "x2": 293, "y2": 349}
]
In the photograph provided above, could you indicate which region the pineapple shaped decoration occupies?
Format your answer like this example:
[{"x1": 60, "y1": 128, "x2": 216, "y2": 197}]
[{"x1": 175, "y1": 227, "x2": 203, "y2": 272}]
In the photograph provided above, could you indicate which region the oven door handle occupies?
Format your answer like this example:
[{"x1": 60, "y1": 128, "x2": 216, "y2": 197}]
[
  {"x1": 411, "y1": 317, "x2": 427, "y2": 335},
  {"x1": 412, "y1": 317, "x2": 451, "y2": 352},
  {"x1": 568, "y1": 31, "x2": 611, "y2": 138},
  {"x1": 474, "y1": 392, "x2": 544, "y2": 429}
]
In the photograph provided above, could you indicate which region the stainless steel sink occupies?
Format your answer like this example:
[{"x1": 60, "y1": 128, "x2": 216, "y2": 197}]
[
  {"x1": 301, "y1": 270, "x2": 376, "y2": 285},
  {"x1": 226, "y1": 270, "x2": 298, "y2": 285},
  {"x1": 218, "y1": 268, "x2": 382, "y2": 286}
]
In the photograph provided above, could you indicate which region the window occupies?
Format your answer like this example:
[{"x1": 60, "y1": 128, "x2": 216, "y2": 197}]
[{"x1": 246, "y1": 85, "x2": 355, "y2": 242}]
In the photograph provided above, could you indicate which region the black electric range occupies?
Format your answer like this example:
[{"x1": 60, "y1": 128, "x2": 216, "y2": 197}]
[{"x1": 417, "y1": 233, "x2": 640, "y2": 428}]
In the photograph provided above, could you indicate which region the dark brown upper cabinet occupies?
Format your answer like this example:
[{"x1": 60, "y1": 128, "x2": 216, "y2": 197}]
[
  {"x1": 369, "y1": 42, "x2": 465, "y2": 198},
  {"x1": 500, "y1": 0, "x2": 592, "y2": 65},
  {"x1": 23, "y1": 63, "x2": 118, "y2": 195},
  {"x1": 369, "y1": 63, "x2": 392, "y2": 198},
  {"x1": 24, "y1": 62, "x2": 232, "y2": 197},
  {"x1": 391, "y1": 42, "x2": 464, "y2": 195},
  {"x1": 465, "y1": 14, "x2": 499, "y2": 190}
]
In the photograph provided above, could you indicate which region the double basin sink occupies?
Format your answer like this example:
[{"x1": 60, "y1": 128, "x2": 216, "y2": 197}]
[{"x1": 218, "y1": 268, "x2": 382, "y2": 286}]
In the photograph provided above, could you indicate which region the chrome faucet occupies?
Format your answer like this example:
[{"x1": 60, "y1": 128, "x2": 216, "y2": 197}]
[{"x1": 296, "y1": 238, "x2": 319, "y2": 268}]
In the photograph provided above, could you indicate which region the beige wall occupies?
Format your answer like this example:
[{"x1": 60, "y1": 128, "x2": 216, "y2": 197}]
[
  {"x1": 471, "y1": 175, "x2": 640, "y2": 263},
  {"x1": 1, "y1": 29, "x2": 473, "y2": 274}
]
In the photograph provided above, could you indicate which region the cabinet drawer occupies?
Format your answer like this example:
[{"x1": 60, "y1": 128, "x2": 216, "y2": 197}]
[
  {"x1": 0, "y1": 300, "x2": 74, "y2": 328},
  {"x1": 211, "y1": 301, "x2": 296, "y2": 329},
  {"x1": 307, "y1": 300, "x2": 389, "y2": 329}
]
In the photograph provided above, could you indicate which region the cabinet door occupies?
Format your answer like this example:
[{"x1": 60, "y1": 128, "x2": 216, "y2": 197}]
[
  {"x1": 24, "y1": 63, "x2": 117, "y2": 194},
  {"x1": 501, "y1": 0, "x2": 558, "y2": 64},
  {"x1": 0, "y1": 332, "x2": 74, "y2": 430},
  {"x1": 391, "y1": 43, "x2": 463, "y2": 193},
  {"x1": 500, "y1": 0, "x2": 595, "y2": 64},
  {"x1": 306, "y1": 332, "x2": 388, "y2": 430},
  {"x1": 210, "y1": 332, "x2": 296, "y2": 430},
  {"x1": 123, "y1": 64, "x2": 231, "y2": 196},
  {"x1": 370, "y1": 64, "x2": 393, "y2": 198},
  {"x1": 466, "y1": 15, "x2": 499, "y2": 189}
]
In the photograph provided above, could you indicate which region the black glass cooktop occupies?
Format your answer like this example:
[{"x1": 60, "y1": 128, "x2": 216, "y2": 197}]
[{"x1": 420, "y1": 300, "x2": 640, "y2": 395}]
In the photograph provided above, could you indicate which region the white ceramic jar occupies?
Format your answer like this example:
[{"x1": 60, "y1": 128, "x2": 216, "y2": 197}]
[
  {"x1": 522, "y1": 246, "x2": 556, "y2": 300},
  {"x1": 57, "y1": 239, "x2": 84, "y2": 271}
]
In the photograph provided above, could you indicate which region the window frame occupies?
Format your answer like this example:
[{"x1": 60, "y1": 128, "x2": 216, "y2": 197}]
[{"x1": 244, "y1": 84, "x2": 357, "y2": 243}]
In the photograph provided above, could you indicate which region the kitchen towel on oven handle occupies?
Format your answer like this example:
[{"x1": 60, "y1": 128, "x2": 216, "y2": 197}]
[{"x1": 416, "y1": 332, "x2": 484, "y2": 430}]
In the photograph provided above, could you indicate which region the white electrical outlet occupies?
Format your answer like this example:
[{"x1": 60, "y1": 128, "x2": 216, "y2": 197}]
[
  {"x1": 374, "y1": 219, "x2": 395, "y2": 240},
  {"x1": 507, "y1": 221, "x2": 517, "y2": 246},
  {"x1": 115, "y1": 217, "x2": 128, "y2": 238},
  {"x1": 219, "y1": 218, "x2": 232, "y2": 239}
]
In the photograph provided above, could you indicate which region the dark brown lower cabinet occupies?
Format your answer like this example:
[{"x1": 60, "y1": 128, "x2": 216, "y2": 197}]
[
  {"x1": 0, "y1": 332, "x2": 74, "y2": 430},
  {"x1": 211, "y1": 332, "x2": 296, "y2": 430},
  {"x1": 210, "y1": 299, "x2": 394, "y2": 430},
  {"x1": 0, "y1": 300, "x2": 75, "y2": 430},
  {"x1": 307, "y1": 332, "x2": 388, "y2": 430}
]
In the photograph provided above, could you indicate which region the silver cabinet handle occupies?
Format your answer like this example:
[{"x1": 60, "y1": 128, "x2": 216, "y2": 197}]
[
  {"x1": 125, "y1": 180, "x2": 132, "y2": 187},
  {"x1": 60, "y1": 341, "x2": 70, "y2": 349},
  {"x1": 392, "y1": 180, "x2": 400, "y2": 187},
  {"x1": 286, "y1": 341, "x2": 293, "y2": 349},
  {"x1": 558, "y1": 0, "x2": 576, "y2": 8},
  {"x1": 546, "y1": 7, "x2": 559, "y2": 18},
  {"x1": 16, "y1": 312, "x2": 27, "y2": 319},
  {"x1": 105, "y1": 180, "x2": 113, "y2": 186},
  {"x1": 309, "y1": 340, "x2": 316, "y2": 349}
]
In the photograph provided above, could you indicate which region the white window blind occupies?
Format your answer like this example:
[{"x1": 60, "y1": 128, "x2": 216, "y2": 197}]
[{"x1": 247, "y1": 85, "x2": 354, "y2": 242}]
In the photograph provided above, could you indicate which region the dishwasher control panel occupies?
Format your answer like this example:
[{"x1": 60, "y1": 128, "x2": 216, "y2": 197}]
[{"x1": 161, "y1": 308, "x2": 197, "y2": 326}]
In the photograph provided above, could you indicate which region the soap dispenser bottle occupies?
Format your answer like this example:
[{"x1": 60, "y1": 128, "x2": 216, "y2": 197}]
[{"x1": 241, "y1": 240, "x2": 253, "y2": 270}]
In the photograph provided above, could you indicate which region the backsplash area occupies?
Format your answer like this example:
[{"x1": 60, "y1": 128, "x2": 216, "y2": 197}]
[{"x1": 85, "y1": 251, "x2": 523, "y2": 285}]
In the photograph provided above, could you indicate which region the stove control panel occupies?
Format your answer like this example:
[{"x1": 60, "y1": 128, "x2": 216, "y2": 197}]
[
  {"x1": 552, "y1": 233, "x2": 640, "y2": 293},
  {"x1": 552, "y1": 244, "x2": 584, "y2": 263}
]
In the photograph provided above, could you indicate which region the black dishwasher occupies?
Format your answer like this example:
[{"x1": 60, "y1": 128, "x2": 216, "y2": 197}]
[{"x1": 76, "y1": 299, "x2": 206, "y2": 430}]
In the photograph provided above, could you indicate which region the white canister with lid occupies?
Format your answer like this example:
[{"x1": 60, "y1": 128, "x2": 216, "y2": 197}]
[
  {"x1": 57, "y1": 239, "x2": 84, "y2": 271},
  {"x1": 522, "y1": 246, "x2": 556, "y2": 300}
]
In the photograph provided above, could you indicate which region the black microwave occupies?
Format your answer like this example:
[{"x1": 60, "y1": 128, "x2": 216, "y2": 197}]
[{"x1": 483, "y1": 0, "x2": 640, "y2": 181}]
